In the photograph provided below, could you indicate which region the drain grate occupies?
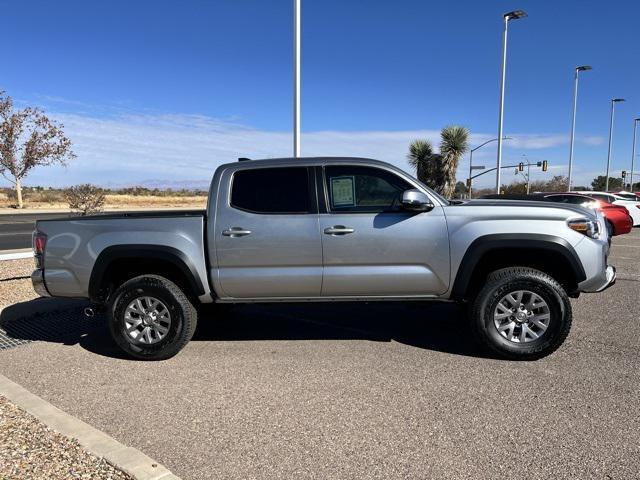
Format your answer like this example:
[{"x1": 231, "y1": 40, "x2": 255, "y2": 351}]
[
  {"x1": 0, "y1": 329, "x2": 32, "y2": 350},
  {"x1": 0, "y1": 308, "x2": 102, "y2": 351}
]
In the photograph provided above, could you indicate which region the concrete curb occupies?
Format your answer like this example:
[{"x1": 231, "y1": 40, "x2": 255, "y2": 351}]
[
  {"x1": 0, "y1": 374, "x2": 181, "y2": 480},
  {"x1": 0, "y1": 248, "x2": 32, "y2": 261}
]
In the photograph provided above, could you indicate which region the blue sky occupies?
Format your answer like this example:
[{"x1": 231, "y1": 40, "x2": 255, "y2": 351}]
[{"x1": 2, "y1": 0, "x2": 639, "y2": 188}]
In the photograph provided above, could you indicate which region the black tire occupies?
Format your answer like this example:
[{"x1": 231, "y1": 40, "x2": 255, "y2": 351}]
[
  {"x1": 108, "y1": 275, "x2": 198, "y2": 360},
  {"x1": 470, "y1": 267, "x2": 572, "y2": 360}
]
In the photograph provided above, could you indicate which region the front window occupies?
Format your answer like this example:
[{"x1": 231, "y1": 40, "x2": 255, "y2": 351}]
[{"x1": 324, "y1": 165, "x2": 413, "y2": 213}]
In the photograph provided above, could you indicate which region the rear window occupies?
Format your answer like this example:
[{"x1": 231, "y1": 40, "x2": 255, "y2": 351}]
[
  {"x1": 590, "y1": 194, "x2": 615, "y2": 203},
  {"x1": 231, "y1": 167, "x2": 310, "y2": 214},
  {"x1": 546, "y1": 194, "x2": 591, "y2": 205}
]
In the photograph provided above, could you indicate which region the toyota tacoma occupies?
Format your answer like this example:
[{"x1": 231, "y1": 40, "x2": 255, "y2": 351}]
[{"x1": 31, "y1": 157, "x2": 616, "y2": 360}]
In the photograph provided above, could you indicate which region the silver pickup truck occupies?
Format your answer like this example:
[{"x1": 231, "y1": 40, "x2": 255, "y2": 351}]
[{"x1": 31, "y1": 157, "x2": 615, "y2": 360}]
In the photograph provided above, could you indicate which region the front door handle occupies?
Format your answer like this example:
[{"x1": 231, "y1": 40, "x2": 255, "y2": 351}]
[
  {"x1": 324, "y1": 225, "x2": 355, "y2": 235},
  {"x1": 222, "y1": 227, "x2": 252, "y2": 237}
]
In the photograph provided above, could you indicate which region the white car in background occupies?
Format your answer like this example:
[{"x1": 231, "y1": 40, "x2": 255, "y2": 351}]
[
  {"x1": 613, "y1": 190, "x2": 640, "y2": 201},
  {"x1": 574, "y1": 191, "x2": 640, "y2": 226}
]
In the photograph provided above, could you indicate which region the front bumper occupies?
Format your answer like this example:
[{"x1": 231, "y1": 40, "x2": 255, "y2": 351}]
[
  {"x1": 580, "y1": 264, "x2": 616, "y2": 293},
  {"x1": 31, "y1": 269, "x2": 50, "y2": 297},
  {"x1": 595, "y1": 265, "x2": 616, "y2": 292}
]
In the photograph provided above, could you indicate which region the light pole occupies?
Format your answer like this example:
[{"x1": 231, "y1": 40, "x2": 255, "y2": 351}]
[
  {"x1": 605, "y1": 98, "x2": 625, "y2": 191},
  {"x1": 496, "y1": 9, "x2": 527, "y2": 194},
  {"x1": 631, "y1": 118, "x2": 639, "y2": 190},
  {"x1": 567, "y1": 65, "x2": 592, "y2": 191},
  {"x1": 468, "y1": 137, "x2": 511, "y2": 198},
  {"x1": 293, "y1": 0, "x2": 301, "y2": 157}
]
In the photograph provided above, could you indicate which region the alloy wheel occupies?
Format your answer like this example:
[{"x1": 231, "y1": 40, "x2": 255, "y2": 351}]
[
  {"x1": 123, "y1": 296, "x2": 171, "y2": 344},
  {"x1": 493, "y1": 290, "x2": 551, "y2": 343}
]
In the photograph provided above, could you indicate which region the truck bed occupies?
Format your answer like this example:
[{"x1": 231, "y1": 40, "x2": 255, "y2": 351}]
[{"x1": 36, "y1": 210, "x2": 212, "y2": 302}]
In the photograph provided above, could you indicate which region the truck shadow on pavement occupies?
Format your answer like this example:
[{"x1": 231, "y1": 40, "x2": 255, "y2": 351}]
[{"x1": 0, "y1": 298, "x2": 491, "y2": 359}]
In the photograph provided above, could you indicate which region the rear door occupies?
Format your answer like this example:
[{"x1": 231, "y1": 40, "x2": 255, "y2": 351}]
[
  {"x1": 214, "y1": 166, "x2": 323, "y2": 298},
  {"x1": 318, "y1": 164, "x2": 450, "y2": 297}
]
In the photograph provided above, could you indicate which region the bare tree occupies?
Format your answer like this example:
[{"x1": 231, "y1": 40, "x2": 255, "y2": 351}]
[
  {"x1": 64, "y1": 184, "x2": 106, "y2": 215},
  {"x1": 0, "y1": 92, "x2": 75, "y2": 208},
  {"x1": 530, "y1": 175, "x2": 569, "y2": 193}
]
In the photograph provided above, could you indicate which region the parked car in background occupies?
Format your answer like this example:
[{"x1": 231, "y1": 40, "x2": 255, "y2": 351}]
[
  {"x1": 483, "y1": 193, "x2": 632, "y2": 237},
  {"x1": 613, "y1": 191, "x2": 640, "y2": 201},
  {"x1": 542, "y1": 194, "x2": 632, "y2": 237},
  {"x1": 574, "y1": 191, "x2": 640, "y2": 226},
  {"x1": 31, "y1": 157, "x2": 616, "y2": 361}
]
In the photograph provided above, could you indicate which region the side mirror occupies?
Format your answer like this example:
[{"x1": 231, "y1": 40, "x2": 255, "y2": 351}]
[{"x1": 401, "y1": 189, "x2": 434, "y2": 212}]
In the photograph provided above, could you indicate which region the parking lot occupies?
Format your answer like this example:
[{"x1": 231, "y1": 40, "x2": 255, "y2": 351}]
[{"x1": 0, "y1": 229, "x2": 639, "y2": 479}]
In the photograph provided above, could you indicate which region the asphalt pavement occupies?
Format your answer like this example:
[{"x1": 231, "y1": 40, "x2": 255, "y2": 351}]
[
  {"x1": 0, "y1": 230, "x2": 639, "y2": 479},
  {"x1": 0, "y1": 213, "x2": 70, "y2": 250}
]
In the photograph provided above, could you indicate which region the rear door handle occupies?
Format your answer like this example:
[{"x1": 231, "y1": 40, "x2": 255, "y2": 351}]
[
  {"x1": 324, "y1": 225, "x2": 355, "y2": 235},
  {"x1": 222, "y1": 227, "x2": 252, "y2": 237}
]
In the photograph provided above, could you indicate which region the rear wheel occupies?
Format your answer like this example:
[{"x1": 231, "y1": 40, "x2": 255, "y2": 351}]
[
  {"x1": 108, "y1": 275, "x2": 197, "y2": 360},
  {"x1": 470, "y1": 267, "x2": 572, "y2": 360}
]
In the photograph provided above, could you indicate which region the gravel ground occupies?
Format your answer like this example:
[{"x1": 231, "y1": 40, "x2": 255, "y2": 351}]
[
  {"x1": 0, "y1": 259, "x2": 36, "y2": 309},
  {"x1": 0, "y1": 394, "x2": 133, "y2": 480}
]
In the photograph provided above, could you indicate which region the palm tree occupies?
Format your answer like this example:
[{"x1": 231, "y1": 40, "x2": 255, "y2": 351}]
[
  {"x1": 439, "y1": 126, "x2": 469, "y2": 198},
  {"x1": 407, "y1": 139, "x2": 438, "y2": 189},
  {"x1": 407, "y1": 126, "x2": 469, "y2": 198}
]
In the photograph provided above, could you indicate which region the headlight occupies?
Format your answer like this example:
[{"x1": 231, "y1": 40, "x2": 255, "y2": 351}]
[{"x1": 567, "y1": 218, "x2": 600, "y2": 239}]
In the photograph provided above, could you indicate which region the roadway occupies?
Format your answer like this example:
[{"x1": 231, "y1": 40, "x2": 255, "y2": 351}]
[{"x1": 0, "y1": 213, "x2": 71, "y2": 250}]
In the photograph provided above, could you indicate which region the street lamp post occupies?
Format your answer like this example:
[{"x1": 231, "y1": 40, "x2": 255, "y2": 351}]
[
  {"x1": 631, "y1": 118, "x2": 639, "y2": 190},
  {"x1": 567, "y1": 65, "x2": 592, "y2": 191},
  {"x1": 496, "y1": 9, "x2": 527, "y2": 194},
  {"x1": 468, "y1": 136, "x2": 511, "y2": 198},
  {"x1": 605, "y1": 98, "x2": 625, "y2": 191},
  {"x1": 293, "y1": 0, "x2": 301, "y2": 157}
]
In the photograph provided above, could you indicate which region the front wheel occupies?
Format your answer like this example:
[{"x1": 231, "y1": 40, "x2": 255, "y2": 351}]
[
  {"x1": 108, "y1": 275, "x2": 198, "y2": 360},
  {"x1": 470, "y1": 267, "x2": 572, "y2": 360}
]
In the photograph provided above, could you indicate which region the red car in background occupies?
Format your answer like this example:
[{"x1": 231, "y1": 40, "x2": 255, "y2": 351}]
[{"x1": 540, "y1": 193, "x2": 632, "y2": 237}]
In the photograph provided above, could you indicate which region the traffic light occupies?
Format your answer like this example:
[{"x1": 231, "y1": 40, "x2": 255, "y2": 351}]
[
  {"x1": 466, "y1": 178, "x2": 471, "y2": 187},
  {"x1": 542, "y1": 160, "x2": 548, "y2": 172},
  {"x1": 622, "y1": 170, "x2": 627, "y2": 179},
  {"x1": 518, "y1": 162, "x2": 524, "y2": 172}
]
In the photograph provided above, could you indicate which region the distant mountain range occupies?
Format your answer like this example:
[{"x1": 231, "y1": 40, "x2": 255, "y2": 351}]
[{"x1": 84, "y1": 179, "x2": 212, "y2": 190}]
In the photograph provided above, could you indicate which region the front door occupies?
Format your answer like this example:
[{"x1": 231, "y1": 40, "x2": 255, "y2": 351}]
[
  {"x1": 215, "y1": 165, "x2": 322, "y2": 298},
  {"x1": 319, "y1": 164, "x2": 450, "y2": 297}
]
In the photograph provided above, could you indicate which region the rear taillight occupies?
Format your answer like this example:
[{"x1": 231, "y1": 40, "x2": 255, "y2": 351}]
[
  {"x1": 33, "y1": 232, "x2": 47, "y2": 255},
  {"x1": 33, "y1": 232, "x2": 47, "y2": 268}
]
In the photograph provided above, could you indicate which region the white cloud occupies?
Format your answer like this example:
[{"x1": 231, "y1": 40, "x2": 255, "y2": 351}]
[{"x1": 9, "y1": 109, "x2": 602, "y2": 188}]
